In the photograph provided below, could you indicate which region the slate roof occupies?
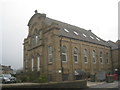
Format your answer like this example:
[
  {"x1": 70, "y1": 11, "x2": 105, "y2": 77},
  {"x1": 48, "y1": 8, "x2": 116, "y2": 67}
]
[
  {"x1": 0, "y1": 65, "x2": 13, "y2": 71},
  {"x1": 45, "y1": 17, "x2": 110, "y2": 47},
  {"x1": 107, "y1": 40, "x2": 118, "y2": 50}
]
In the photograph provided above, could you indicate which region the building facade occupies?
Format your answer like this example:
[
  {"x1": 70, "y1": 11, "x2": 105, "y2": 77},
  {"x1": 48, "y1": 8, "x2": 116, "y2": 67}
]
[
  {"x1": 108, "y1": 40, "x2": 120, "y2": 73},
  {"x1": 23, "y1": 11, "x2": 112, "y2": 82},
  {"x1": 0, "y1": 65, "x2": 15, "y2": 74}
]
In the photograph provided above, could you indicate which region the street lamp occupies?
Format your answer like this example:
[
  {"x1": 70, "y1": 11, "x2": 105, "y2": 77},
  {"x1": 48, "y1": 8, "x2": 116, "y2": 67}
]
[{"x1": 58, "y1": 70, "x2": 62, "y2": 73}]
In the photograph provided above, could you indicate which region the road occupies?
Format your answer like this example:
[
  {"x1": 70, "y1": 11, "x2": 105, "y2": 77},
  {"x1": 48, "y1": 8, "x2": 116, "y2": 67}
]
[{"x1": 87, "y1": 81, "x2": 119, "y2": 88}]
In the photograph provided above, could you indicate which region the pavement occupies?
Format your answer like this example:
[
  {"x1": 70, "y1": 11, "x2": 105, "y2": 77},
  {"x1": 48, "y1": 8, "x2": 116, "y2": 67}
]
[{"x1": 87, "y1": 81, "x2": 119, "y2": 88}]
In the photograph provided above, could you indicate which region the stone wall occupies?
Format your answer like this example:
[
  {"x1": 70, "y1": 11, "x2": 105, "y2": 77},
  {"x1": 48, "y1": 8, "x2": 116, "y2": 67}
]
[{"x1": 2, "y1": 80, "x2": 87, "y2": 88}]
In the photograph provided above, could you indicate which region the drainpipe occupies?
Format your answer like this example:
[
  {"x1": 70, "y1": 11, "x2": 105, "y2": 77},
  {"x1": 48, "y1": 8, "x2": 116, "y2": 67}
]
[{"x1": 60, "y1": 35, "x2": 63, "y2": 81}]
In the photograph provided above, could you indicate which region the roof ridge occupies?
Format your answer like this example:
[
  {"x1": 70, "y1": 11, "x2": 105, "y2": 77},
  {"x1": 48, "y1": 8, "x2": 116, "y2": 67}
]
[
  {"x1": 45, "y1": 16, "x2": 110, "y2": 47},
  {"x1": 46, "y1": 17, "x2": 87, "y2": 31}
]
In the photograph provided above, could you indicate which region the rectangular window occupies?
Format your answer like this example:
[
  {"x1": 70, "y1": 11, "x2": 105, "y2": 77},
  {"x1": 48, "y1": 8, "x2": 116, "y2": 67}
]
[
  {"x1": 74, "y1": 56, "x2": 78, "y2": 62},
  {"x1": 84, "y1": 49, "x2": 88, "y2": 63},
  {"x1": 48, "y1": 46, "x2": 53, "y2": 63},
  {"x1": 100, "y1": 51, "x2": 103, "y2": 64},
  {"x1": 31, "y1": 58, "x2": 34, "y2": 71},
  {"x1": 35, "y1": 35, "x2": 38, "y2": 44},
  {"x1": 74, "y1": 48, "x2": 78, "y2": 63},
  {"x1": 61, "y1": 46, "x2": 67, "y2": 62},
  {"x1": 37, "y1": 56, "x2": 40, "y2": 71},
  {"x1": 92, "y1": 50, "x2": 96, "y2": 64},
  {"x1": 106, "y1": 52, "x2": 109, "y2": 64}
]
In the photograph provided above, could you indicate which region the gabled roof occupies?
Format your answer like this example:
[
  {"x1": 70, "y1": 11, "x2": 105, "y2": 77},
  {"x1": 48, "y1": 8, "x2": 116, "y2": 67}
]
[
  {"x1": 107, "y1": 40, "x2": 118, "y2": 50},
  {"x1": 45, "y1": 17, "x2": 110, "y2": 47},
  {"x1": 28, "y1": 13, "x2": 110, "y2": 47},
  {"x1": 28, "y1": 13, "x2": 46, "y2": 26}
]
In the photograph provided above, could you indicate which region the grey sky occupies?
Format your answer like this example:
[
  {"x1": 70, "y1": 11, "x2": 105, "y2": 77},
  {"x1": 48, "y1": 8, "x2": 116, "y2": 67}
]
[{"x1": 1, "y1": 0, "x2": 119, "y2": 70}]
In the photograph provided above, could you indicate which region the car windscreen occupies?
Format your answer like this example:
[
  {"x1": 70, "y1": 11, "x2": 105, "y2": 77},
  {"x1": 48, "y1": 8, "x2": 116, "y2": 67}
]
[
  {"x1": 0, "y1": 74, "x2": 3, "y2": 77},
  {"x1": 4, "y1": 74, "x2": 11, "y2": 78}
]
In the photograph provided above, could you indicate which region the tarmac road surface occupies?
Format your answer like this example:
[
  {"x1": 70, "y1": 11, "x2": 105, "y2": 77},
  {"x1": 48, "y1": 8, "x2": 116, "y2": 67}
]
[{"x1": 88, "y1": 81, "x2": 119, "y2": 88}]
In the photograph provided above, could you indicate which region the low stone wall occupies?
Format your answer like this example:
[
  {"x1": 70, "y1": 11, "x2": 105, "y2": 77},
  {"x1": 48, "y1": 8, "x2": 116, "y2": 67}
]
[{"x1": 2, "y1": 80, "x2": 87, "y2": 88}]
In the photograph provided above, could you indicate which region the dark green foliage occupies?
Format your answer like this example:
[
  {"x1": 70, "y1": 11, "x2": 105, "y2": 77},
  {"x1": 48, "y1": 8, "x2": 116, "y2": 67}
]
[
  {"x1": 34, "y1": 73, "x2": 48, "y2": 83},
  {"x1": 16, "y1": 71, "x2": 48, "y2": 83}
]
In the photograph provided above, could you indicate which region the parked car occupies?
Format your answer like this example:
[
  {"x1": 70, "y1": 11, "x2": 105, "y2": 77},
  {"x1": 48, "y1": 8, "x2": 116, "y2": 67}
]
[
  {"x1": 0, "y1": 74, "x2": 11, "y2": 83},
  {"x1": 0, "y1": 74, "x2": 16, "y2": 83}
]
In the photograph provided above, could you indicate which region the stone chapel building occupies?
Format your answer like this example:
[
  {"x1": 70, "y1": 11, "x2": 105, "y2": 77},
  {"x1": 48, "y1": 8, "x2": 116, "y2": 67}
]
[{"x1": 23, "y1": 10, "x2": 112, "y2": 82}]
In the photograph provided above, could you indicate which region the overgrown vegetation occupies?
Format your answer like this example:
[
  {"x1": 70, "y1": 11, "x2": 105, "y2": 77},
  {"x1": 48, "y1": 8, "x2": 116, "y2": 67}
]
[{"x1": 15, "y1": 71, "x2": 48, "y2": 83}]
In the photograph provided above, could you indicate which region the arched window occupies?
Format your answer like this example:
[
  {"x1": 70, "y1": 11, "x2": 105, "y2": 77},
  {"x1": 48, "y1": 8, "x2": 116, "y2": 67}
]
[
  {"x1": 92, "y1": 50, "x2": 96, "y2": 64},
  {"x1": 84, "y1": 49, "x2": 88, "y2": 63},
  {"x1": 100, "y1": 51, "x2": 103, "y2": 64},
  {"x1": 37, "y1": 55, "x2": 40, "y2": 71},
  {"x1": 74, "y1": 48, "x2": 78, "y2": 63},
  {"x1": 61, "y1": 46, "x2": 67, "y2": 62},
  {"x1": 35, "y1": 35, "x2": 38, "y2": 44},
  {"x1": 32, "y1": 36, "x2": 35, "y2": 46},
  {"x1": 31, "y1": 28, "x2": 40, "y2": 46},
  {"x1": 106, "y1": 52, "x2": 109, "y2": 64},
  {"x1": 48, "y1": 46, "x2": 53, "y2": 63},
  {"x1": 31, "y1": 57, "x2": 34, "y2": 71}
]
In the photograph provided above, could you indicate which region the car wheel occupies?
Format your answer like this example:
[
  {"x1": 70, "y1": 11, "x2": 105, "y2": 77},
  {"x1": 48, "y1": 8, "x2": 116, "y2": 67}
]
[{"x1": 2, "y1": 79, "x2": 5, "y2": 84}]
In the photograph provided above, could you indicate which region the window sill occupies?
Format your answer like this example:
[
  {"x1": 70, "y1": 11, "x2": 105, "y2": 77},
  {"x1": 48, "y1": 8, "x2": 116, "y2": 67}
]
[
  {"x1": 48, "y1": 62, "x2": 53, "y2": 65},
  {"x1": 84, "y1": 62, "x2": 88, "y2": 64},
  {"x1": 62, "y1": 61, "x2": 67, "y2": 64},
  {"x1": 74, "y1": 62, "x2": 78, "y2": 64}
]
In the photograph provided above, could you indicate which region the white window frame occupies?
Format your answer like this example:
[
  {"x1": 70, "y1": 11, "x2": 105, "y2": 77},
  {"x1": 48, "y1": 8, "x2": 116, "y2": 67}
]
[
  {"x1": 31, "y1": 57, "x2": 34, "y2": 71},
  {"x1": 84, "y1": 49, "x2": 88, "y2": 64},
  {"x1": 35, "y1": 35, "x2": 38, "y2": 44},
  {"x1": 37, "y1": 56, "x2": 40, "y2": 71},
  {"x1": 61, "y1": 46, "x2": 67, "y2": 63},
  {"x1": 83, "y1": 33, "x2": 87, "y2": 37},
  {"x1": 92, "y1": 50, "x2": 96, "y2": 64},
  {"x1": 64, "y1": 28, "x2": 69, "y2": 32},
  {"x1": 48, "y1": 46, "x2": 53, "y2": 63},
  {"x1": 90, "y1": 36, "x2": 94, "y2": 39},
  {"x1": 73, "y1": 31, "x2": 78, "y2": 35},
  {"x1": 74, "y1": 48, "x2": 78, "y2": 63}
]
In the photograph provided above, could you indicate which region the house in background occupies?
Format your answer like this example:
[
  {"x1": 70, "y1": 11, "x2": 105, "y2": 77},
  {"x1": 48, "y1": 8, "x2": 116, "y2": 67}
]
[
  {"x1": 108, "y1": 40, "x2": 119, "y2": 73},
  {"x1": 0, "y1": 64, "x2": 16, "y2": 74},
  {"x1": 23, "y1": 10, "x2": 112, "y2": 82}
]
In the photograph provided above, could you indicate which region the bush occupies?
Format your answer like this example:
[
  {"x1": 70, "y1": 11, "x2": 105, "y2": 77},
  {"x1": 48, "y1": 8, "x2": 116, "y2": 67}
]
[
  {"x1": 16, "y1": 71, "x2": 48, "y2": 83},
  {"x1": 37, "y1": 73, "x2": 48, "y2": 83}
]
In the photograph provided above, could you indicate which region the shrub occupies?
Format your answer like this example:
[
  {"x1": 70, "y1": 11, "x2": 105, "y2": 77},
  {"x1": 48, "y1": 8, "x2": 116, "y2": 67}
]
[
  {"x1": 37, "y1": 73, "x2": 48, "y2": 83},
  {"x1": 16, "y1": 71, "x2": 48, "y2": 83}
]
